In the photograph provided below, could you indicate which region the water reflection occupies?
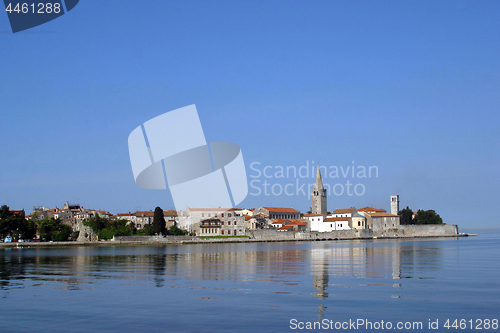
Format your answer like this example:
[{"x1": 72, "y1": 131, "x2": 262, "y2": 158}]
[
  {"x1": 0, "y1": 241, "x2": 443, "y2": 297},
  {"x1": 310, "y1": 242, "x2": 444, "y2": 297}
]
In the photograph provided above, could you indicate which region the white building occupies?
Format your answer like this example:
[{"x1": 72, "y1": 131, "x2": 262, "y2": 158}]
[
  {"x1": 328, "y1": 208, "x2": 356, "y2": 218},
  {"x1": 323, "y1": 217, "x2": 351, "y2": 231},
  {"x1": 304, "y1": 214, "x2": 326, "y2": 232}
]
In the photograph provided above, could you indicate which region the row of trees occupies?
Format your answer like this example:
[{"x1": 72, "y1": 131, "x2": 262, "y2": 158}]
[{"x1": 399, "y1": 207, "x2": 443, "y2": 225}]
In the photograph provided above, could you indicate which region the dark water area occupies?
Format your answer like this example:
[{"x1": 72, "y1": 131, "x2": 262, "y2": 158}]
[{"x1": 0, "y1": 232, "x2": 498, "y2": 332}]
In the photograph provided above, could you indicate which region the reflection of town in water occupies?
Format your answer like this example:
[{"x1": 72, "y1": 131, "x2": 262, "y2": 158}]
[
  {"x1": 311, "y1": 241, "x2": 444, "y2": 320},
  {"x1": 0, "y1": 241, "x2": 444, "y2": 309}
]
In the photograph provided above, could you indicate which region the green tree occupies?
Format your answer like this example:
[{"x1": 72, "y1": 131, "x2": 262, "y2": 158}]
[
  {"x1": 84, "y1": 215, "x2": 138, "y2": 240},
  {"x1": 399, "y1": 206, "x2": 414, "y2": 225},
  {"x1": 37, "y1": 218, "x2": 72, "y2": 241},
  {"x1": 167, "y1": 225, "x2": 188, "y2": 236},
  {"x1": 153, "y1": 207, "x2": 166, "y2": 235},
  {"x1": 83, "y1": 213, "x2": 108, "y2": 235},
  {"x1": 19, "y1": 218, "x2": 37, "y2": 239},
  {"x1": 413, "y1": 209, "x2": 443, "y2": 225},
  {"x1": 0, "y1": 205, "x2": 31, "y2": 238},
  {"x1": 138, "y1": 224, "x2": 155, "y2": 236}
]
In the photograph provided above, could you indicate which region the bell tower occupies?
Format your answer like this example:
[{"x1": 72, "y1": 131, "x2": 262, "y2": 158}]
[
  {"x1": 391, "y1": 195, "x2": 400, "y2": 215},
  {"x1": 311, "y1": 166, "x2": 327, "y2": 215}
]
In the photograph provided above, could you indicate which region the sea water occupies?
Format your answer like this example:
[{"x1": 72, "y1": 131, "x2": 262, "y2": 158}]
[{"x1": 0, "y1": 231, "x2": 498, "y2": 332}]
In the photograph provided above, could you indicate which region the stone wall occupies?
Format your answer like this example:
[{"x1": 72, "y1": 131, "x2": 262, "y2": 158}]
[
  {"x1": 111, "y1": 235, "x2": 194, "y2": 242},
  {"x1": 296, "y1": 229, "x2": 373, "y2": 240},
  {"x1": 246, "y1": 229, "x2": 296, "y2": 240},
  {"x1": 397, "y1": 224, "x2": 458, "y2": 237}
]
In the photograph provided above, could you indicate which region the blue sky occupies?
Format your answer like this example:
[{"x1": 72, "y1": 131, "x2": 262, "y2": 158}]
[{"x1": 1, "y1": 1, "x2": 499, "y2": 228}]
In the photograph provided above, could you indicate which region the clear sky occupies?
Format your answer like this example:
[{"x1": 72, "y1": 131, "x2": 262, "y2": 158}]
[{"x1": 1, "y1": 1, "x2": 499, "y2": 229}]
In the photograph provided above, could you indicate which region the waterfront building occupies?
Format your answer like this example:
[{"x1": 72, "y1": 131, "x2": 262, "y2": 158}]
[
  {"x1": 350, "y1": 212, "x2": 367, "y2": 229},
  {"x1": 357, "y1": 207, "x2": 386, "y2": 214},
  {"x1": 363, "y1": 212, "x2": 400, "y2": 231},
  {"x1": 328, "y1": 208, "x2": 356, "y2": 218},
  {"x1": 304, "y1": 213, "x2": 326, "y2": 232},
  {"x1": 277, "y1": 219, "x2": 307, "y2": 232},
  {"x1": 186, "y1": 208, "x2": 245, "y2": 236},
  {"x1": 323, "y1": 217, "x2": 351, "y2": 231},
  {"x1": 253, "y1": 207, "x2": 300, "y2": 220}
]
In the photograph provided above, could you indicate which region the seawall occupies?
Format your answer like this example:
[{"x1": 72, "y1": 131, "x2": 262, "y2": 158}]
[{"x1": 0, "y1": 224, "x2": 469, "y2": 247}]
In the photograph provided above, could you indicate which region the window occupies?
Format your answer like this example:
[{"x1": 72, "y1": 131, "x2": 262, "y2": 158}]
[
  {"x1": 221, "y1": 221, "x2": 224, "y2": 225},
  {"x1": 234, "y1": 230, "x2": 237, "y2": 235},
  {"x1": 202, "y1": 214, "x2": 204, "y2": 217},
  {"x1": 228, "y1": 221, "x2": 231, "y2": 225},
  {"x1": 234, "y1": 221, "x2": 237, "y2": 225},
  {"x1": 221, "y1": 230, "x2": 224, "y2": 235},
  {"x1": 392, "y1": 224, "x2": 395, "y2": 227},
  {"x1": 358, "y1": 221, "x2": 361, "y2": 226},
  {"x1": 221, "y1": 213, "x2": 224, "y2": 217},
  {"x1": 228, "y1": 213, "x2": 232, "y2": 217}
]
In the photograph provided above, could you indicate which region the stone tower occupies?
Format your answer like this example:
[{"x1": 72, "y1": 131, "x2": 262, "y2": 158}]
[
  {"x1": 311, "y1": 166, "x2": 327, "y2": 215},
  {"x1": 391, "y1": 195, "x2": 400, "y2": 215}
]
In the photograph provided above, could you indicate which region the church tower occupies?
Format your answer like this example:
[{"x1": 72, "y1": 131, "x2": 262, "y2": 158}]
[
  {"x1": 391, "y1": 195, "x2": 400, "y2": 215},
  {"x1": 311, "y1": 166, "x2": 327, "y2": 215}
]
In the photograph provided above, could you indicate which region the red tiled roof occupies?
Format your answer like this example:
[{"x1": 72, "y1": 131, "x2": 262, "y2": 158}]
[
  {"x1": 135, "y1": 211, "x2": 154, "y2": 217},
  {"x1": 357, "y1": 207, "x2": 386, "y2": 212},
  {"x1": 332, "y1": 208, "x2": 356, "y2": 214},
  {"x1": 278, "y1": 225, "x2": 293, "y2": 230},
  {"x1": 286, "y1": 219, "x2": 306, "y2": 226},
  {"x1": 244, "y1": 216, "x2": 251, "y2": 221},
  {"x1": 117, "y1": 213, "x2": 132, "y2": 216},
  {"x1": 163, "y1": 210, "x2": 178, "y2": 217},
  {"x1": 262, "y1": 207, "x2": 299, "y2": 213},
  {"x1": 270, "y1": 219, "x2": 288, "y2": 224}
]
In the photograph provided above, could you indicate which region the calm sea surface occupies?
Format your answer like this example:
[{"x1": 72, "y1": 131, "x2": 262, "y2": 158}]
[{"x1": 0, "y1": 231, "x2": 499, "y2": 333}]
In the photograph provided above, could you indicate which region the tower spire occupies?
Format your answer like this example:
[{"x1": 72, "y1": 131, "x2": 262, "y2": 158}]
[
  {"x1": 311, "y1": 165, "x2": 327, "y2": 215},
  {"x1": 315, "y1": 165, "x2": 324, "y2": 189}
]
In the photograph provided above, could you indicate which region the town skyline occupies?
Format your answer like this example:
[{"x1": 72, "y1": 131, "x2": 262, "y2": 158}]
[{"x1": 2, "y1": 1, "x2": 498, "y2": 229}]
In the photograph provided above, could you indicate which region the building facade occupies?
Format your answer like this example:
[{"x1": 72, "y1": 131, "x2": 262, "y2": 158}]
[
  {"x1": 253, "y1": 207, "x2": 301, "y2": 220},
  {"x1": 186, "y1": 208, "x2": 245, "y2": 236}
]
